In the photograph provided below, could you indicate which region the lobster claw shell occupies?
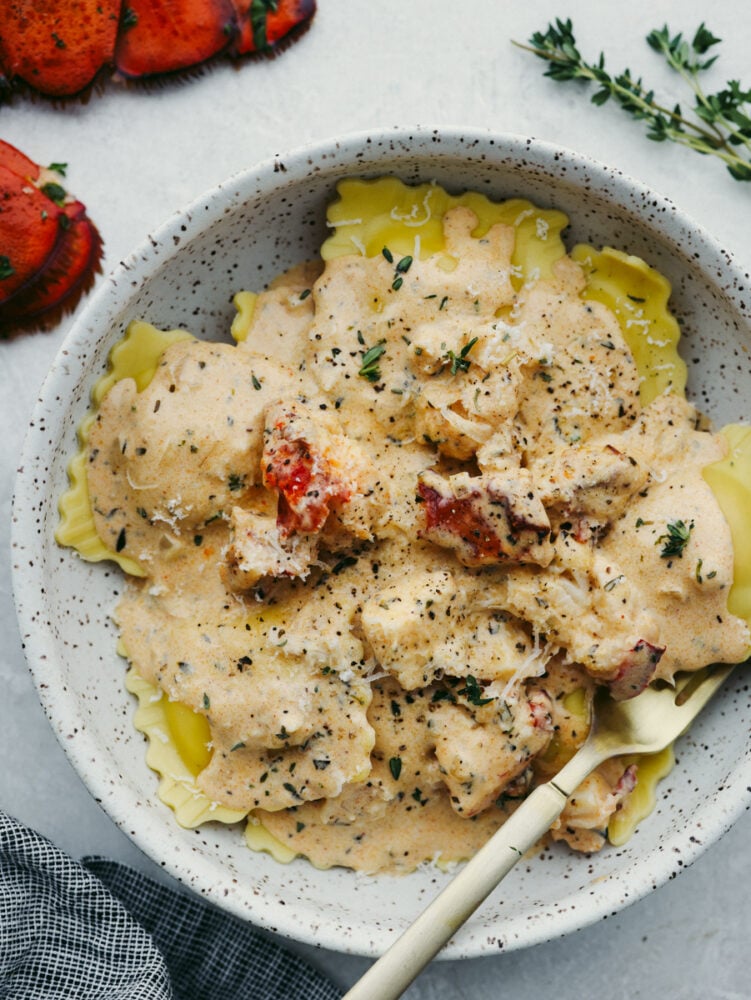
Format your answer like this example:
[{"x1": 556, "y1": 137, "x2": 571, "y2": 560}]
[{"x1": 0, "y1": 141, "x2": 102, "y2": 336}]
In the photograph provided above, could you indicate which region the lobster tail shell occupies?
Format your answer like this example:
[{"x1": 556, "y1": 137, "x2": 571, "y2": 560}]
[
  {"x1": 114, "y1": 0, "x2": 237, "y2": 79},
  {"x1": 0, "y1": 141, "x2": 103, "y2": 336},
  {"x1": 0, "y1": 0, "x2": 120, "y2": 98},
  {"x1": 0, "y1": 200, "x2": 103, "y2": 330},
  {"x1": 0, "y1": 163, "x2": 63, "y2": 300},
  {"x1": 0, "y1": 0, "x2": 315, "y2": 96}
]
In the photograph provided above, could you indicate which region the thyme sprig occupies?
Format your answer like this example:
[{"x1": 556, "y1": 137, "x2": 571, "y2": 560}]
[{"x1": 514, "y1": 19, "x2": 751, "y2": 181}]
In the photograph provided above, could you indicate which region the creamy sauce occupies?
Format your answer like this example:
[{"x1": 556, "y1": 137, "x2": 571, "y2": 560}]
[{"x1": 82, "y1": 181, "x2": 750, "y2": 873}]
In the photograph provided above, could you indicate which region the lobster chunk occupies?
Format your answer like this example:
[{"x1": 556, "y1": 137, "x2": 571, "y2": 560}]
[
  {"x1": 223, "y1": 508, "x2": 318, "y2": 590},
  {"x1": 262, "y1": 400, "x2": 382, "y2": 540},
  {"x1": 0, "y1": 0, "x2": 120, "y2": 97},
  {"x1": 417, "y1": 469, "x2": 554, "y2": 568},
  {"x1": 114, "y1": 0, "x2": 237, "y2": 78},
  {"x1": 231, "y1": 0, "x2": 316, "y2": 54},
  {"x1": 431, "y1": 687, "x2": 554, "y2": 817},
  {"x1": 608, "y1": 639, "x2": 665, "y2": 701},
  {"x1": 551, "y1": 764, "x2": 638, "y2": 853}
]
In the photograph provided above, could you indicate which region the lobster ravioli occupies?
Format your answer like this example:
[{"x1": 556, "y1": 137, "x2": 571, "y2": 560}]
[{"x1": 59, "y1": 178, "x2": 750, "y2": 873}]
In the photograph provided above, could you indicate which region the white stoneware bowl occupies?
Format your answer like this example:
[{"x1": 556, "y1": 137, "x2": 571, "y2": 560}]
[{"x1": 12, "y1": 127, "x2": 751, "y2": 958}]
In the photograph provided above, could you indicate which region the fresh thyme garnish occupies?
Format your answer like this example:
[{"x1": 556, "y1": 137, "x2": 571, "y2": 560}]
[
  {"x1": 251, "y1": 373, "x2": 262, "y2": 390},
  {"x1": 384, "y1": 253, "x2": 412, "y2": 291},
  {"x1": 458, "y1": 674, "x2": 494, "y2": 706},
  {"x1": 657, "y1": 518, "x2": 694, "y2": 558},
  {"x1": 249, "y1": 0, "x2": 277, "y2": 50},
  {"x1": 515, "y1": 20, "x2": 751, "y2": 181},
  {"x1": 445, "y1": 337, "x2": 478, "y2": 375},
  {"x1": 389, "y1": 756, "x2": 402, "y2": 780},
  {"x1": 228, "y1": 472, "x2": 245, "y2": 491},
  {"x1": 41, "y1": 181, "x2": 67, "y2": 204},
  {"x1": 48, "y1": 162, "x2": 68, "y2": 176},
  {"x1": 0, "y1": 256, "x2": 15, "y2": 280},
  {"x1": 358, "y1": 339, "x2": 387, "y2": 382}
]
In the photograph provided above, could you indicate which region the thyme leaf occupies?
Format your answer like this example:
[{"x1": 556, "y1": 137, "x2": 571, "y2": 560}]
[
  {"x1": 657, "y1": 518, "x2": 694, "y2": 558},
  {"x1": 444, "y1": 337, "x2": 479, "y2": 375},
  {"x1": 41, "y1": 181, "x2": 67, "y2": 205},
  {"x1": 458, "y1": 674, "x2": 494, "y2": 707},
  {"x1": 358, "y1": 339, "x2": 387, "y2": 382}
]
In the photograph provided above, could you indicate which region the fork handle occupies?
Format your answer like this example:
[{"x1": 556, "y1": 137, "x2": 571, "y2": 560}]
[{"x1": 342, "y1": 782, "x2": 573, "y2": 1000}]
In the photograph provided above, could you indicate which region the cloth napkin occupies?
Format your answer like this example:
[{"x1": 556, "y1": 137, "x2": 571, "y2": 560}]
[{"x1": 0, "y1": 811, "x2": 342, "y2": 999}]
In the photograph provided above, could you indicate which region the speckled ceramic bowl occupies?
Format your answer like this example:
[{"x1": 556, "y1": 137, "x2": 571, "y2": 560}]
[{"x1": 12, "y1": 127, "x2": 751, "y2": 958}]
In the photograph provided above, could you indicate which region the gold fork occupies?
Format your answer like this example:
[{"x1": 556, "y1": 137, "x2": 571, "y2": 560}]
[{"x1": 343, "y1": 664, "x2": 736, "y2": 1000}]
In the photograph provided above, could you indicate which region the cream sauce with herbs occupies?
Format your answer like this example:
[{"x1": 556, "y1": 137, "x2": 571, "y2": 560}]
[{"x1": 86, "y1": 193, "x2": 749, "y2": 873}]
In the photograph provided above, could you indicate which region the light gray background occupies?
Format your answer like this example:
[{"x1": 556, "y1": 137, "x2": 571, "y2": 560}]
[{"x1": 2, "y1": 2, "x2": 750, "y2": 997}]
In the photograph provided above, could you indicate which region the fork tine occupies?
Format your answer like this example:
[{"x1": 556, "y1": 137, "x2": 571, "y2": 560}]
[{"x1": 674, "y1": 663, "x2": 734, "y2": 707}]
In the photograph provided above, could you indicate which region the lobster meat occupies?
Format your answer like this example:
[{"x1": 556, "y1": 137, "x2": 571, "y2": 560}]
[
  {"x1": 0, "y1": 0, "x2": 316, "y2": 99},
  {"x1": 0, "y1": 140, "x2": 102, "y2": 335}
]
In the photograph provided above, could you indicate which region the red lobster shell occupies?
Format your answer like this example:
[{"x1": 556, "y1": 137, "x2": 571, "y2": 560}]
[
  {"x1": 0, "y1": 0, "x2": 316, "y2": 99},
  {"x1": 0, "y1": 140, "x2": 103, "y2": 335}
]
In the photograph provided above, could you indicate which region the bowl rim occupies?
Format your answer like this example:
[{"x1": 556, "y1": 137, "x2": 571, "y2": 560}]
[{"x1": 11, "y1": 124, "x2": 751, "y2": 958}]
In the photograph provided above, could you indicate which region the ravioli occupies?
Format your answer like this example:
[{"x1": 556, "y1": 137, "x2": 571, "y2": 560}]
[{"x1": 58, "y1": 178, "x2": 750, "y2": 873}]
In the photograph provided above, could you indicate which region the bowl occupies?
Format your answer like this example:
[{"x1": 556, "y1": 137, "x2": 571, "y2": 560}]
[{"x1": 11, "y1": 126, "x2": 751, "y2": 958}]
